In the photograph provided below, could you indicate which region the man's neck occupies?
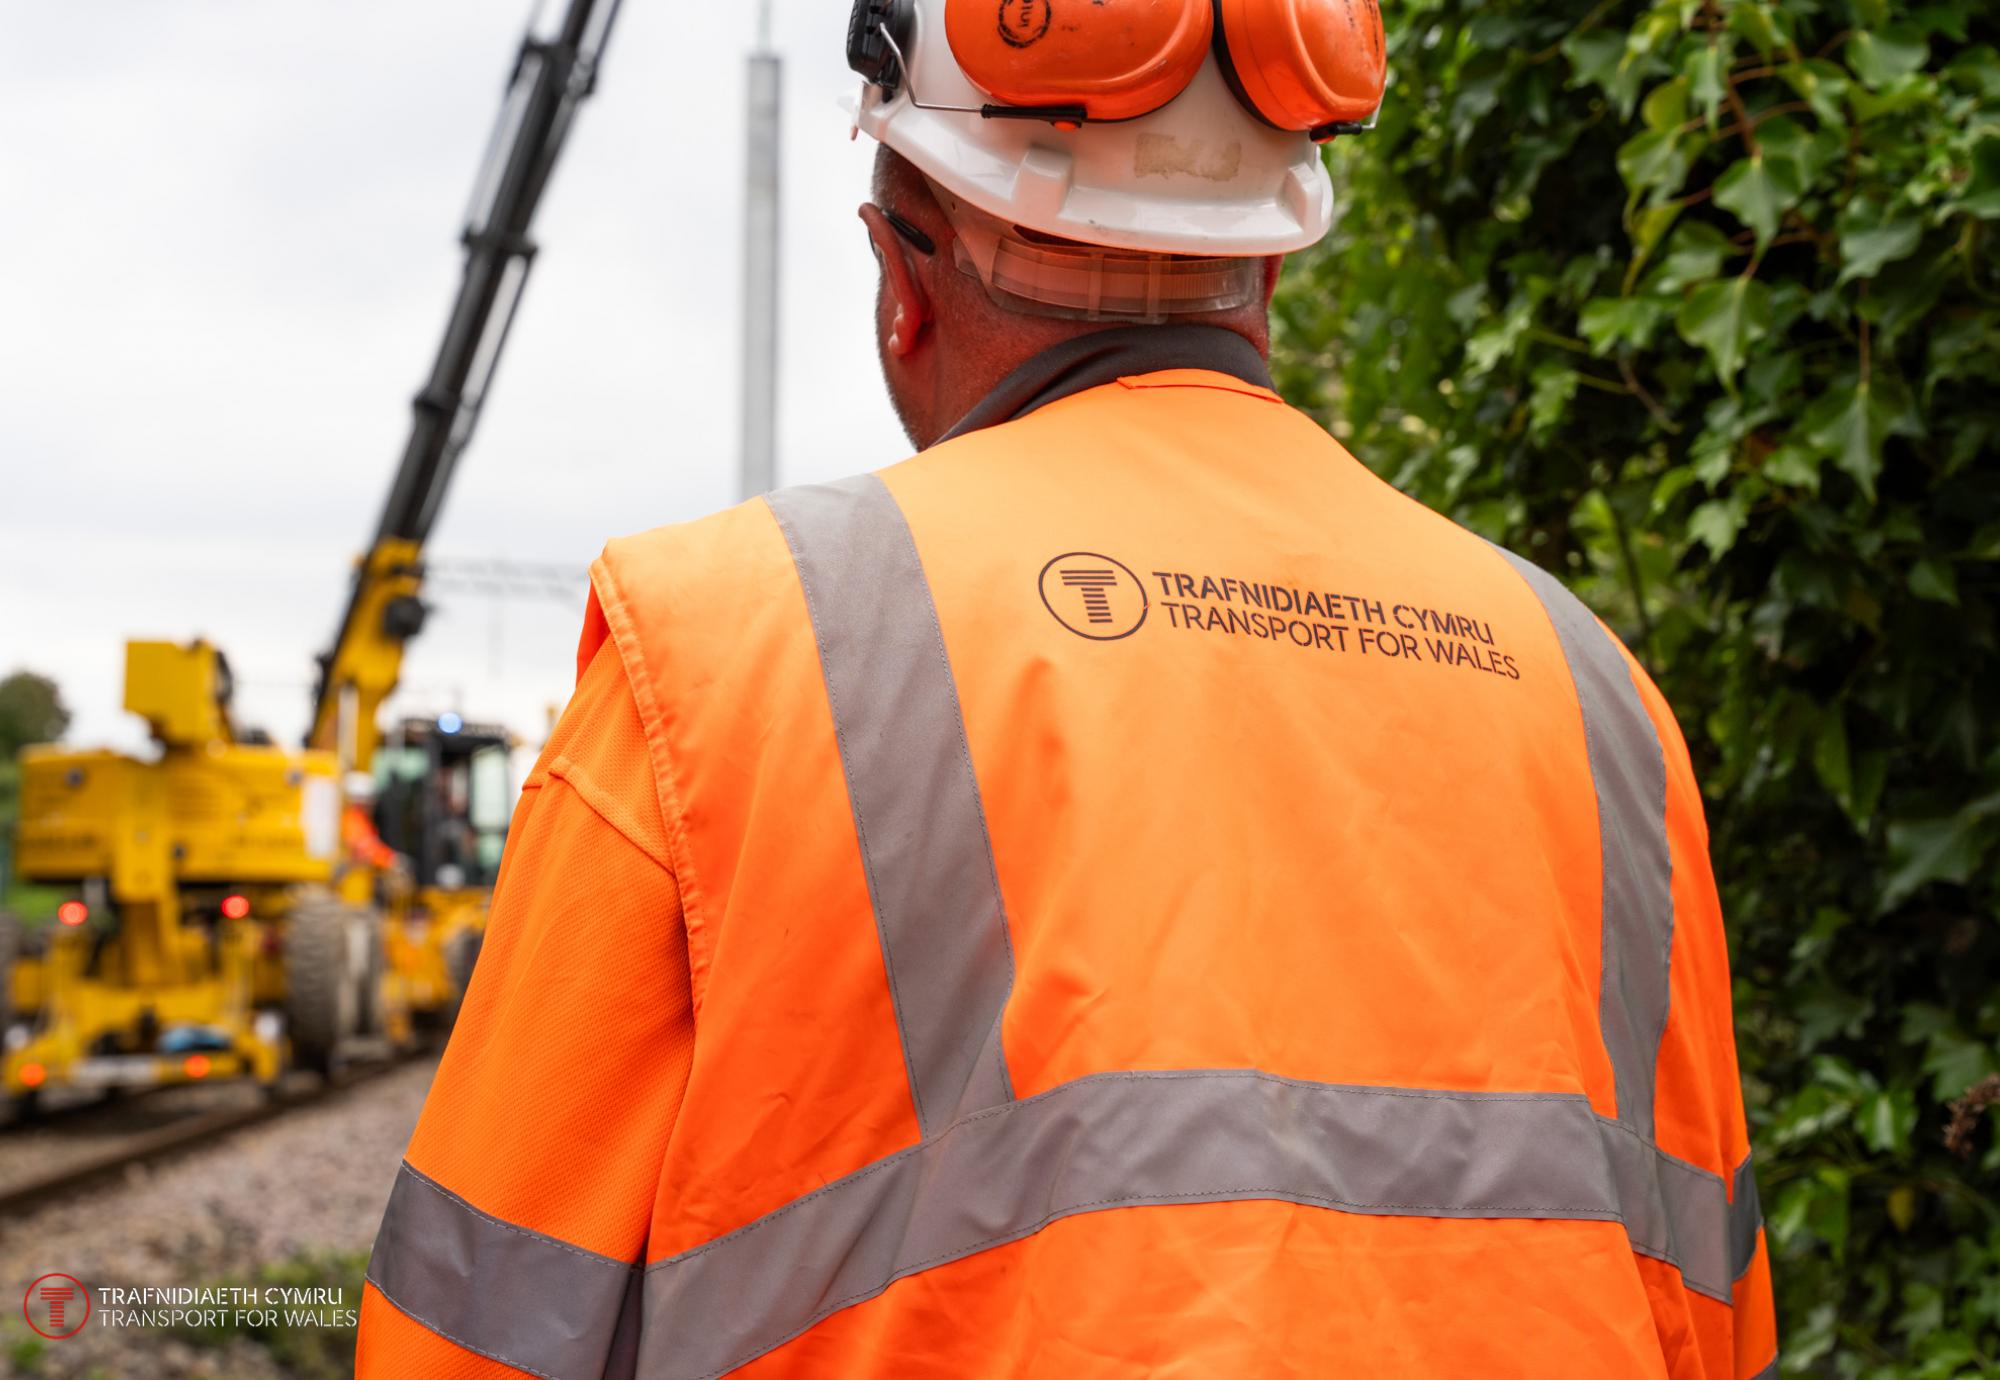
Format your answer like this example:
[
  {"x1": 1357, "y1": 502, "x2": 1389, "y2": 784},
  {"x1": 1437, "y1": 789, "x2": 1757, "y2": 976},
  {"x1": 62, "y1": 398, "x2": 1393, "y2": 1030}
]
[{"x1": 930, "y1": 324, "x2": 1275, "y2": 447}]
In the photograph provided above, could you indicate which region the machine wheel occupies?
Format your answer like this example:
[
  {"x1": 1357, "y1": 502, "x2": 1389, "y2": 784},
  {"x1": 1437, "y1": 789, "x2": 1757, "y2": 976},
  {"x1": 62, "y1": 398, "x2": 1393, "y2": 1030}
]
[
  {"x1": 442, "y1": 927, "x2": 484, "y2": 1021},
  {"x1": 0, "y1": 911, "x2": 17, "y2": 1034},
  {"x1": 286, "y1": 899, "x2": 363, "y2": 1076},
  {"x1": 354, "y1": 912, "x2": 388, "y2": 1038}
]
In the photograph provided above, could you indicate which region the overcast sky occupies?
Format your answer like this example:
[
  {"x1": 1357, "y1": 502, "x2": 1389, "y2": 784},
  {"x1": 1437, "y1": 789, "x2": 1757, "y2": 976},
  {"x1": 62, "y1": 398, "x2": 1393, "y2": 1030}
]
[{"x1": 0, "y1": 1, "x2": 903, "y2": 757}]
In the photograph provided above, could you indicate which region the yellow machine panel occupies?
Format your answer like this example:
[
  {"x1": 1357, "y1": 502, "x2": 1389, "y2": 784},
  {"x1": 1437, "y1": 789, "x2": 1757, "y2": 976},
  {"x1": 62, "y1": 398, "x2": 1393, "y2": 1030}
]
[
  {"x1": 16, "y1": 746, "x2": 341, "y2": 887},
  {"x1": 125, "y1": 640, "x2": 234, "y2": 747}
]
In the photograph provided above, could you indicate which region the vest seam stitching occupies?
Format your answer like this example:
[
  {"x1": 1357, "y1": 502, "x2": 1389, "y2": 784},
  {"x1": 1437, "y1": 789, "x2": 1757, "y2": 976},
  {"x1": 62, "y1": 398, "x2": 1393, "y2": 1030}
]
[
  {"x1": 589, "y1": 554, "x2": 714, "y2": 1013},
  {"x1": 542, "y1": 753, "x2": 675, "y2": 876},
  {"x1": 1112, "y1": 376, "x2": 1284, "y2": 402}
]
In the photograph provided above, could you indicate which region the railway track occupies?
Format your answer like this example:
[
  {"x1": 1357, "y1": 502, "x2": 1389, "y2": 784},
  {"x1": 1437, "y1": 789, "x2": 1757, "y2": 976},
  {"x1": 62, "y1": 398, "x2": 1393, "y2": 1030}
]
[{"x1": 0, "y1": 1042, "x2": 427, "y2": 1217}]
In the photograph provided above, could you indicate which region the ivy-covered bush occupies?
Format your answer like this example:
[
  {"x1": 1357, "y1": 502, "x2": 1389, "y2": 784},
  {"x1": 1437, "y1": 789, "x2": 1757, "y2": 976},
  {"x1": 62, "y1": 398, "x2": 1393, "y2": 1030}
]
[{"x1": 1270, "y1": 0, "x2": 1999, "y2": 1372}]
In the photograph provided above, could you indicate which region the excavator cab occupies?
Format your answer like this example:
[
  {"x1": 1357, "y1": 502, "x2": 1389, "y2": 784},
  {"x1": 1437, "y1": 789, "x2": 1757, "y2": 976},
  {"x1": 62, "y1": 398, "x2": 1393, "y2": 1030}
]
[
  {"x1": 360, "y1": 717, "x2": 511, "y2": 1021},
  {"x1": 371, "y1": 716, "x2": 512, "y2": 893}
]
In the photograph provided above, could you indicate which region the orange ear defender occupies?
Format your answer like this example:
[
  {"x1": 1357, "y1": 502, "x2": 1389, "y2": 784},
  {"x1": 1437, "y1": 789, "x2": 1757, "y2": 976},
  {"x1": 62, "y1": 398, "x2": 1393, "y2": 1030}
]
[
  {"x1": 849, "y1": 0, "x2": 1384, "y2": 137},
  {"x1": 945, "y1": 0, "x2": 1215, "y2": 123},
  {"x1": 1212, "y1": 0, "x2": 1387, "y2": 138}
]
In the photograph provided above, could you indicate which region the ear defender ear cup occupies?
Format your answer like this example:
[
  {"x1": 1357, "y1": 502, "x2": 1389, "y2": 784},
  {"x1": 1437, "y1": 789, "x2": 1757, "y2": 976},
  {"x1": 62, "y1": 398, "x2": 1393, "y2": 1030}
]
[
  {"x1": 945, "y1": 0, "x2": 1214, "y2": 122},
  {"x1": 849, "y1": 0, "x2": 918, "y2": 97},
  {"x1": 1212, "y1": 0, "x2": 1386, "y2": 136}
]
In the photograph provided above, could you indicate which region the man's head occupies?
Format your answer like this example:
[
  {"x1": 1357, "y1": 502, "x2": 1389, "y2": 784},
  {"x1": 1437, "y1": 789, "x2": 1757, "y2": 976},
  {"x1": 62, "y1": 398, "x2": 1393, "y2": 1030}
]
[
  {"x1": 859, "y1": 147, "x2": 1283, "y2": 449},
  {"x1": 845, "y1": 0, "x2": 1385, "y2": 448}
]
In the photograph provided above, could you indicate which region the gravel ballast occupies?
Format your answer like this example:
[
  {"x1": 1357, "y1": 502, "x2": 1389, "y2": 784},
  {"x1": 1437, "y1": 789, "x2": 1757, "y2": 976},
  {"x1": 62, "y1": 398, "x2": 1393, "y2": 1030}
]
[{"x1": 0, "y1": 1056, "x2": 437, "y2": 1380}]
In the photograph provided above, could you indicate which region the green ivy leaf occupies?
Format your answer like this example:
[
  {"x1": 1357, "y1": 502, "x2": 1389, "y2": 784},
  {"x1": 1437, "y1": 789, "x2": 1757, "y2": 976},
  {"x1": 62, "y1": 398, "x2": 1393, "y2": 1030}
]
[
  {"x1": 1648, "y1": 221, "x2": 1734, "y2": 293},
  {"x1": 1882, "y1": 795, "x2": 2000, "y2": 909},
  {"x1": 1528, "y1": 365, "x2": 1580, "y2": 439},
  {"x1": 1464, "y1": 296, "x2": 1534, "y2": 376},
  {"x1": 1799, "y1": 378, "x2": 1915, "y2": 502},
  {"x1": 1726, "y1": 1, "x2": 1786, "y2": 55},
  {"x1": 1642, "y1": 75, "x2": 1690, "y2": 133},
  {"x1": 1685, "y1": 44, "x2": 1728, "y2": 124},
  {"x1": 1781, "y1": 59, "x2": 1853, "y2": 130},
  {"x1": 1565, "y1": 29, "x2": 1650, "y2": 118},
  {"x1": 1859, "y1": 1088, "x2": 1918, "y2": 1156},
  {"x1": 1847, "y1": 27, "x2": 1931, "y2": 89},
  {"x1": 1964, "y1": 136, "x2": 2000, "y2": 219},
  {"x1": 1689, "y1": 493, "x2": 1752, "y2": 558},
  {"x1": 1917, "y1": 1023, "x2": 2000, "y2": 1103},
  {"x1": 1618, "y1": 129, "x2": 1703, "y2": 202},
  {"x1": 1908, "y1": 557, "x2": 1960, "y2": 604},
  {"x1": 1715, "y1": 152, "x2": 1806, "y2": 248},
  {"x1": 1761, "y1": 443, "x2": 1824, "y2": 491},
  {"x1": 1677, "y1": 275, "x2": 1774, "y2": 382},
  {"x1": 1624, "y1": 201, "x2": 1683, "y2": 285},
  {"x1": 1814, "y1": 710, "x2": 1853, "y2": 807},
  {"x1": 1580, "y1": 296, "x2": 1671, "y2": 353},
  {"x1": 1839, "y1": 199, "x2": 1926, "y2": 284}
]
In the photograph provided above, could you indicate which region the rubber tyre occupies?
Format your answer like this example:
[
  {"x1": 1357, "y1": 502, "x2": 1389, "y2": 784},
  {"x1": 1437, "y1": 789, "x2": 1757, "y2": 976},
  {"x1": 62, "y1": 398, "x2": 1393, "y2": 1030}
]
[
  {"x1": 0, "y1": 911, "x2": 17, "y2": 1034},
  {"x1": 354, "y1": 911, "x2": 388, "y2": 1038},
  {"x1": 286, "y1": 898, "x2": 361, "y2": 1076},
  {"x1": 442, "y1": 927, "x2": 484, "y2": 1022}
]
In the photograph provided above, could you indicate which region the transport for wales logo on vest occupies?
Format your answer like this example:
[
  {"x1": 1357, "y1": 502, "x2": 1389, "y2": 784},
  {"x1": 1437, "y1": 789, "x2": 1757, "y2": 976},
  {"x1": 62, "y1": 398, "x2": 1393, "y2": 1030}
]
[{"x1": 1039, "y1": 553, "x2": 1149, "y2": 641}]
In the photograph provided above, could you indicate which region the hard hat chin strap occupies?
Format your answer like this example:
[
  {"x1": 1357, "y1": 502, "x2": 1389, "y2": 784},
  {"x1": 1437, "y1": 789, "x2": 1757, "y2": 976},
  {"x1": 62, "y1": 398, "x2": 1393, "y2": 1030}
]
[{"x1": 929, "y1": 182, "x2": 1263, "y2": 325}]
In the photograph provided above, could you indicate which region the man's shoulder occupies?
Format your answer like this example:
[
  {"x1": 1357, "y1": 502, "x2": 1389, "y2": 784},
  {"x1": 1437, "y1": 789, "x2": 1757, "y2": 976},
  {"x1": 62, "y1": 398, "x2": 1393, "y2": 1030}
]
[{"x1": 593, "y1": 489, "x2": 813, "y2": 612}]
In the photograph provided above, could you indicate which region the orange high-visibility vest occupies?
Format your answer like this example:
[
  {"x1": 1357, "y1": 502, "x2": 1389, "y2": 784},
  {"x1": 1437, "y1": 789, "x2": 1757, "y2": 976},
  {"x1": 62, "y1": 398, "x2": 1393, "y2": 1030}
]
[{"x1": 366, "y1": 328, "x2": 1776, "y2": 1378}]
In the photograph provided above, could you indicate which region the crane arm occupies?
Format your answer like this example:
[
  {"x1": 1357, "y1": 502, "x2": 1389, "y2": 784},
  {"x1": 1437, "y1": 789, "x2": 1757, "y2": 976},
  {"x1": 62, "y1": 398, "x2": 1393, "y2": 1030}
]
[{"x1": 308, "y1": 0, "x2": 622, "y2": 768}]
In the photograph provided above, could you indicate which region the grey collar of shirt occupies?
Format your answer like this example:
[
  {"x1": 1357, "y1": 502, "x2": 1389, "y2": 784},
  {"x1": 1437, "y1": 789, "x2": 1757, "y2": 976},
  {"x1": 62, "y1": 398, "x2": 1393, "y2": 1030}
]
[{"x1": 935, "y1": 325, "x2": 1275, "y2": 445}]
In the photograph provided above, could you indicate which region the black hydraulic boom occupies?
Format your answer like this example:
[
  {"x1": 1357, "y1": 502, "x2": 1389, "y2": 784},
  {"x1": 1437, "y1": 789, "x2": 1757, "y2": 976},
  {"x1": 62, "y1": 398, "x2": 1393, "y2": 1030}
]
[{"x1": 308, "y1": 0, "x2": 622, "y2": 761}]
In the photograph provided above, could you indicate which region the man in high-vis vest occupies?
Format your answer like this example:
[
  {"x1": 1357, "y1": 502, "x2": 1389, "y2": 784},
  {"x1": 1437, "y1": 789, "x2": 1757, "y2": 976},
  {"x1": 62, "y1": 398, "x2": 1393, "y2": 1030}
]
[{"x1": 359, "y1": 1, "x2": 1778, "y2": 1375}]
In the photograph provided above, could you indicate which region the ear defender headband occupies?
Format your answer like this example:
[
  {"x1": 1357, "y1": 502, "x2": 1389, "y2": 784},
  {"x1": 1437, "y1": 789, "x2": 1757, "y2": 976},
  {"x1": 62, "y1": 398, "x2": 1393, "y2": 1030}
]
[{"x1": 848, "y1": 0, "x2": 1385, "y2": 140}]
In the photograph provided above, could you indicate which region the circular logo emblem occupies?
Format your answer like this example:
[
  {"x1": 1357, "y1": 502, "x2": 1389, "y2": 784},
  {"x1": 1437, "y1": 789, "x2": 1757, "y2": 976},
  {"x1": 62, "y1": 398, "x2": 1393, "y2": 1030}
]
[
  {"x1": 998, "y1": 0, "x2": 1053, "y2": 48},
  {"x1": 23, "y1": 1274, "x2": 91, "y2": 1341},
  {"x1": 1039, "y1": 553, "x2": 1148, "y2": 641}
]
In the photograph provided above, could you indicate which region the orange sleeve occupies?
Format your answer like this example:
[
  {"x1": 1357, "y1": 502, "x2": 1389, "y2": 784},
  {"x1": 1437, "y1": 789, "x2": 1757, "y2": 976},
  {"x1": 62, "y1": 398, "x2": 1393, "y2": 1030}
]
[
  {"x1": 1626, "y1": 650, "x2": 1778, "y2": 1379},
  {"x1": 358, "y1": 639, "x2": 695, "y2": 1378}
]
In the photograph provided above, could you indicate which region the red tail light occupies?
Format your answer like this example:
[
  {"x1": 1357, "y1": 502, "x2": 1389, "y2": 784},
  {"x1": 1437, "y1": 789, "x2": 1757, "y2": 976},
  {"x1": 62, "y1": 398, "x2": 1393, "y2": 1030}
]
[
  {"x1": 183, "y1": 1055, "x2": 212, "y2": 1079},
  {"x1": 221, "y1": 895, "x2": 251, "y2": 920},
  {"x1": 57, "y1": 901, "x2": 88, "y2": 927}
]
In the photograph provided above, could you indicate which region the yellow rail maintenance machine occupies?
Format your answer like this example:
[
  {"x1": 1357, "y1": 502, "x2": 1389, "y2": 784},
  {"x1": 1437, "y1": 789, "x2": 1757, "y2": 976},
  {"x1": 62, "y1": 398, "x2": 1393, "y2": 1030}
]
[{"x1": 0, "y1": 0, "x2": 619, "y2": 1114}]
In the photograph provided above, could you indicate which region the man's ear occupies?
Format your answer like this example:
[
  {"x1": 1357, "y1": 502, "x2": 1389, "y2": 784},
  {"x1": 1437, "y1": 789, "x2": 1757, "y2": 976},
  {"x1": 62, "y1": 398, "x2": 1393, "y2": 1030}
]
[{"x1": 860, "y1": 204, "x2": 934, "y2": 358}]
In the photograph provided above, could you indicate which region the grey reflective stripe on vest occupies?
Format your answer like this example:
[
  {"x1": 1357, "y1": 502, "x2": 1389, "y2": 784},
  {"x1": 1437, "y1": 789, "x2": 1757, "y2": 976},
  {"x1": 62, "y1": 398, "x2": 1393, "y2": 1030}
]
[
  {"x1": 766, "y1": 475, "x2": 1016, "y2": 1136},
  {"x1": 1494, "y1": 548, "x2": 1674, "y2": 1141},
  {"x1": 365, "y1": 1084, "x2": 1762, "y2": 1380},
  {"x1": 1732, "y1": 1151, "x2": 1765, "y2": 1280},
  {"x1": 366, "y1": 1161, "x2": 638, "y2": 1380},
  {"x1": 364, "y1": 505, "x2": 1768, "y2": 1376},
  {"x1": 629, "y1": 1071, "x2": 1749, "y2": 1380}
]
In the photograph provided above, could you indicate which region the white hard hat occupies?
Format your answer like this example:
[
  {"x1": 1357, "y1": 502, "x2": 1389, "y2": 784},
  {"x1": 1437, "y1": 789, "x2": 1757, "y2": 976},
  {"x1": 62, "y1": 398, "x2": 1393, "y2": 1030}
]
[{"x1": 846, "y1": 0, "x2": 1385, "y2": 260}]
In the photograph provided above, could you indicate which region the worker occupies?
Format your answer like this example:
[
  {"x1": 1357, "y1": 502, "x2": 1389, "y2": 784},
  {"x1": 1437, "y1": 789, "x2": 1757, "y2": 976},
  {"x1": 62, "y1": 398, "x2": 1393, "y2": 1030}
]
[
  {"x1": 340, "y1": 773, "x2": 399, "y2": 874},
  {"x1": 358, "y1": 2, "x2": 1777, "y2": 1376}
]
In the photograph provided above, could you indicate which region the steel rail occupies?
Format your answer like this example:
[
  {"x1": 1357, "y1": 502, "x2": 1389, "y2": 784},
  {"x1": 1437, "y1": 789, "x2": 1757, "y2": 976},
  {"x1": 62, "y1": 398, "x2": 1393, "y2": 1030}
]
[{"x1": 0, "y1": 1048, "x2": 426, "y2": 1218}]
